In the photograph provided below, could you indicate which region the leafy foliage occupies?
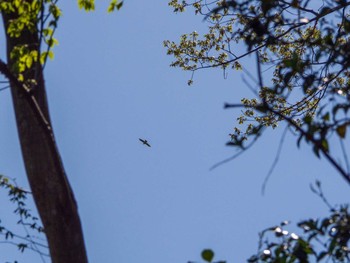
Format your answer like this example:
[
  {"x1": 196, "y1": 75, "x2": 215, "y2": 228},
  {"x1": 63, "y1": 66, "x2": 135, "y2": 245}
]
[
  {"x1": 78, "y1": 0, "x2": 95, "y2": 11},
  {"x1": 0, "y1": 1, "x2": 123, "y2": 261},
  {"x1": 248, "y1": 204, "x2": 350, "y2": 262},
  {"x1": 0, "y1": 0, "x2": 122, "y2": 83},
  {"x1": 189, "y1": 248, "x2": 226, "y2": 263},
  {"x1": 0, "y1": 0, "x2": 60, "y2": 83},
  {"x1": 0, "y1": 175, "x2": 48, "y2": 260},
  {"x1": 190, "y1": 183, "x2": 350, "y2": 263},
  {"x1": 107, "y1": 0, "x2": 123, "y2": 13},
  {"x1": 202, "y1": 249, "x2": 215, "y2": 262},
  {"x1": 165, "y1": 0, "x2": 350, "y2": 184},
  {"x1": 166, "y1": 1, "x2": 350, "y2": 262}
]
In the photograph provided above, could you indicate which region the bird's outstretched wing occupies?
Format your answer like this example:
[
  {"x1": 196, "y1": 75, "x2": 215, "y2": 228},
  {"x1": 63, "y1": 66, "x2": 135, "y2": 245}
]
[{"x1": 139, "y1": 138, "x2": 151, "y2": 147}]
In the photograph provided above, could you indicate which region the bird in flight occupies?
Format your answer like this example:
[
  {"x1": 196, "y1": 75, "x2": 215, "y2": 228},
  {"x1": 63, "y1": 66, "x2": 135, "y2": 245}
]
[{"x1": 139, "y1": 138, "x2": 151, "y2": 147}]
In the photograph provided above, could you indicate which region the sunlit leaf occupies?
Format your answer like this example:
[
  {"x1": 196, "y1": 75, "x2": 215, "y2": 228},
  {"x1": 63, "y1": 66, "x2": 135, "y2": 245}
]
[
  {"x1": 201, "y1": 249, "x2": 214, "y2": 262},
  {"x1": 321, "y1": 139, "x2": 329, "y2": 152},
  {"x1": 336, "y1": 124, "x2": 347, "y2": 139},
  {"x1": 108, "y1": 0, "x2": 123, "y2": 12},
  {"x1": 77, "y1": 0, "x2": 95, "y2": 11}
]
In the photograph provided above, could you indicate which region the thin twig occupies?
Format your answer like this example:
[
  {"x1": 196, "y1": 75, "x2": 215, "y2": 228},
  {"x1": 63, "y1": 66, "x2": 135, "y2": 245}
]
[
  {"x1": 261, "y1": 126, "x2": 288, "y2": 195},
  {"x1": 210, "y1": 149, "x2": 245, "y2": 171},
  {"x1": 256, "y1": 51, "x2": 263, "y2": 89},
  {"x1": 210, "y1": 131, "x2": 262, "y2": 170},
  {"x1": 310, "y1": 181, "x2": 334, "y2": 211},
  {"x1": 339, "y1": 138, "x2": 350, "y2": 175},
  {"x1": 0, "y1": 85, "x2": 10, "y2": 92},
  {"x1": 224, "y1": 102, "x2": 350, "y2": 185}
]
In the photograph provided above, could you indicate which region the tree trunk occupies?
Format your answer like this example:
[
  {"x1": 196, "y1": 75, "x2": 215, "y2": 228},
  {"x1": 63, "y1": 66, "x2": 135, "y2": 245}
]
[{"x1": 1, "y1": 11, "x2": 89, "y2": 263}]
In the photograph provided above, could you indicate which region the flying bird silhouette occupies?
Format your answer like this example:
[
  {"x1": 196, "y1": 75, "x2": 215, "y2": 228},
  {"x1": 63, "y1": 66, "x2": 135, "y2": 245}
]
[{"x1": 139, "y1": 138, "x2": 151, "y2": 147}]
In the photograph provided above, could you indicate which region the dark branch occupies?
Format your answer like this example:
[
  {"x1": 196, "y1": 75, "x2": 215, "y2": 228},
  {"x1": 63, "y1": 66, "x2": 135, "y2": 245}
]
[{"x1": 224, "y1": 102, "x2": 350, "y2": 185}]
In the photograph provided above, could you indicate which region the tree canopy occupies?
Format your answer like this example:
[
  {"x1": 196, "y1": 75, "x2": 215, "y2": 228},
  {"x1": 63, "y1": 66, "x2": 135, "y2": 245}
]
[
  {"x1": 165, "y1": 0, "x2": 350, "y2": 262},
  {"x1": 165, "y1": 0, "x2": 350, "y2": 185}
]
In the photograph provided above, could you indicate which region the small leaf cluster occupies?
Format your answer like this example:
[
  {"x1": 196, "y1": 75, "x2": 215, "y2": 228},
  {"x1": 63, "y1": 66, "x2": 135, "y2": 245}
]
[
  {"x1": 248, "y1": 204, "x2": 350, "y2": 263},
  {"x1": 10, "y1": 46, "x2": 39, "y2": 74},
  {"x1": 164, "y1": 22, "x2": 238, "y2": 76},
  {"x1": 192, "y1": 190, "x2": 350, "y2": 263},
  {"x1": 188, "y1": 248, "x2": 226, "y2": 263},
  {"x1": 107, "y1": 0, "x2": 123, "y2": 13},
  {"x1": 1, "y1": 0, "x2": 123, "y2": 84},
  {"x1": 78, "y1": 0, "x2": 124, "y2": 13},
  {"x1": 0, "y1": 175, "x2": 47, "y2": 258},
  {"x1": 0, "y1": 0, "x2": 61, "y2": 83},
  {"x1": 2, "y1": 0, "x2": 40, "y2": 38},
  {"x1": 164, "y1": 2, "x2": 243, "y2": 85},
  {"x1": 78, "y1": 0, "x2": 95, "y2": 11}
]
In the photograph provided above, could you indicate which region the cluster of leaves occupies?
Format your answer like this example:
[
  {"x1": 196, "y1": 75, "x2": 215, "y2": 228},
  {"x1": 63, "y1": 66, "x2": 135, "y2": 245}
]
[
  {"x1": 246, "y1": 205, "x2": 350, "y2": 263},
  {"x1": 190, "y1": 183, "x2": 350, "y2": 263},
  {"x1": 0, "y1": 0, "x2": 123, "y2": 84},
  {"x1": 0, "y1": 0, "x2": 61, "y2": 82},
  {"x1": 0, "y1": 175, "x2": 48, "y2": 259},
  {"x1": 78, "y1": 0, "x2": 123, "y2": 13},
  {"x1": 165, "y1": 0, "x2": 350, "y2": 183},
  {"x1": 249, "y1": 204, "x2": 350, "y2": 262}
]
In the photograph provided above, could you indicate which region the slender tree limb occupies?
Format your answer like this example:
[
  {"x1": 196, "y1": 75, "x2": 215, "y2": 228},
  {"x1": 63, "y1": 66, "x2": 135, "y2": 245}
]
[
  {"x1": 224, "y1": 103, "x2": 350, "y2": 185},
  {"x1": 210, "y1": 128, "x2": 263, "y2": 170},
  {"x1": 194, "y1": 1, "x2": 350, "y2": 73},
  {"x1": 261, "y1": 126, "x2": 288, "y2": 195},
  {"x1": 340, "y1": 138, "x2": 350, "y2": 175}
]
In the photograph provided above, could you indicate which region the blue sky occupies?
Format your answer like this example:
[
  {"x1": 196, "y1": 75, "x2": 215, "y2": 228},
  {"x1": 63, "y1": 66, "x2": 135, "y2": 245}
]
[{"x1": 0, "y1": 1, "x2": 349, "y2": 263}]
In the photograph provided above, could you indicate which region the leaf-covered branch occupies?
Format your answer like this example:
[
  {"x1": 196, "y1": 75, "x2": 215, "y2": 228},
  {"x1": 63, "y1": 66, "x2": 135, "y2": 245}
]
[
  {"x1": 0, "y1": 175, "x2": 48, "y2": 260},
  {"x1": 165, "y1": 0, "x2": 350, "y2": 184}
]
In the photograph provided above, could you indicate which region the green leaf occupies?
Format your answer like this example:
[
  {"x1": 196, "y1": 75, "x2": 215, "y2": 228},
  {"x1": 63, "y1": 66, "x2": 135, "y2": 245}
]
[
  {"x1": 49, "y1": 3, "x2": 62, "y2": 19},
  {"x1": 336, "y1": 124, "x2": 347, "y2": 139},
  {"x1": 78, "y1": 0, "x2": 95, "y2": 11},
  {"x1": 116, "y1": 2, "x2": 123, "y2": 10},
  {"x1": 107, "y1": 0, "x2": 116, "y2": 12},
  {"x1": 46, "y1": 37, "x2": 59, "y2": 48},
  {"x1": 322, "y1": 112, "x2": 330, "y2": 122},
  {"x1": 321, "y1": 139, "x2": 329, "y2": 152},
  {"x1": 108, "y1": 0, "x2": 123, "y2": 12},
  {"x1": 25, "y1": 55, "x2": 33, "y2": 68},
  {"x1": 344, "y1": 19, "x2": 350, "y2": 33},
  {"x1": 18, "y1": 74, "x2": 24, "y2": 82},
  {"x1": 201, "y1": 249, "x2": 214, "y2": 262},
  {"x1": 40, "y1": 51, "x2": 54, "y2": 64},
  {"x1": 30, "y1": 50, "x2": 38, "y2": 62},
  {"x1": 313, "y1": 145, "x2": 320, "y2": 158},
  {"x1": 48, "y1": 50, "x2": 54, "y2": 60},
  {"x1": 304, "y1": 115, "x2": 312, "y2": 124}
]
